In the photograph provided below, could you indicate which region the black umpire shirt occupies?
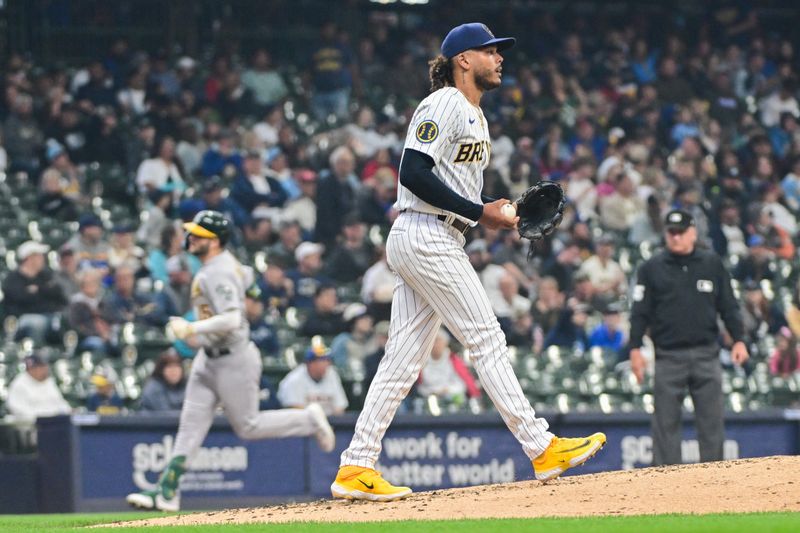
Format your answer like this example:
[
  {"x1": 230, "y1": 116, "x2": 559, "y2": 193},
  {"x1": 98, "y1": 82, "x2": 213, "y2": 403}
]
[{"x1": 629, "y1": 247, "x2": 744, "y2": 351}]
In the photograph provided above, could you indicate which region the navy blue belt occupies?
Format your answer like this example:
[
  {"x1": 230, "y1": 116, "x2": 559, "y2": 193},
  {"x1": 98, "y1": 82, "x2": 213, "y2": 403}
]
[{"x1": 400, "y1": 210, "x2": 470, "y2": 234}]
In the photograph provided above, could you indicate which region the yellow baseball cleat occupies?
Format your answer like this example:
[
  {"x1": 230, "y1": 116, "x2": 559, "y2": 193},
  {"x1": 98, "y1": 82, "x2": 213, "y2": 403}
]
[
  {"x1": 533, "y1": 432, "x2": 607, "y2": 482},
  {"x1": 331, "y1": 466, "x2": 412, "y2": 502}
]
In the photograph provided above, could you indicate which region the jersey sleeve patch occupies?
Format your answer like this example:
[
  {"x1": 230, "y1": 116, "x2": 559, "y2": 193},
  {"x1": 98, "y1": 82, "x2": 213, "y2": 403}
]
[
  {"x1": 214, "y1": 283, "x2": 235, "y2": 302},
  {"x1": 415, "y1": 120, "x2": 439, "y2": 143}
]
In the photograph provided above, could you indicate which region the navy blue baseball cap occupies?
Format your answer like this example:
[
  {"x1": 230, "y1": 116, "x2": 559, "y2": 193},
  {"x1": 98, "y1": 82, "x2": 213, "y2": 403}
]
[{"x1": 441, "y1": 23, "x2": 515, "y2": 59}]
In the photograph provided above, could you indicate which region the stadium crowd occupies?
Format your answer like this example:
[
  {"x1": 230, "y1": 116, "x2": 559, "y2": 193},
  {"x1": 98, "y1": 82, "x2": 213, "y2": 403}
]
[{"x1": 2, "y1": 2, "x2": 800, "y2": 419}]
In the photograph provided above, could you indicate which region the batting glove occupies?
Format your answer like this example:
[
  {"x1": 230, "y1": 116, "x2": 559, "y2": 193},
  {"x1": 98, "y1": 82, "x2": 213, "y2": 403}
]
[{"x1": 167, "y1": 316, "x2": 194, "y2": 340}]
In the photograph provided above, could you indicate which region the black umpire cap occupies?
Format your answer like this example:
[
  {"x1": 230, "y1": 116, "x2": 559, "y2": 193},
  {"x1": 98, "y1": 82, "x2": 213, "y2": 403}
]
[{"x1": 664, "y1": 209, "x2": 695, "y2": 232}]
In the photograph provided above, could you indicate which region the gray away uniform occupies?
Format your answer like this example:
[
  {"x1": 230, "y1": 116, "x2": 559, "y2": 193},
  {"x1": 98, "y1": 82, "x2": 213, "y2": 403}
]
[{"x1": 171, "y1": 250, "x2": 319, "y2": 460}]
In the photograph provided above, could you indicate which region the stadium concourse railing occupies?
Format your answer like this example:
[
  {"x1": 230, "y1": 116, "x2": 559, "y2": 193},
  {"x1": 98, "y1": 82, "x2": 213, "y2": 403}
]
[{"x1": 0, "y1": 409, "x2": 794, "y2": 513}]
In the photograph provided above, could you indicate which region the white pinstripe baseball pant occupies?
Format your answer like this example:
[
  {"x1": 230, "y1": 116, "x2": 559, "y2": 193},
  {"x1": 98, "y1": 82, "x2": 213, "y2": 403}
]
[{"x1": 340, "y1": 211, "x2": 554, "y2": 468}]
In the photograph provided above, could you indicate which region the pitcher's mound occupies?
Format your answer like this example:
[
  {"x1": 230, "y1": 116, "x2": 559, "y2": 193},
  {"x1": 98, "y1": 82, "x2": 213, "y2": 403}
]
[{"x1": 120, "y1": 456, "x2": 800, "y2": 526}]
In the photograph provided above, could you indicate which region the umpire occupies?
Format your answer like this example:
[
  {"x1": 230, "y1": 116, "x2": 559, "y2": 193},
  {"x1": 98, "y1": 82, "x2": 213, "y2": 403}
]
[{"x1": 629, "y1": 209, "x2": 749, "y2": 465}]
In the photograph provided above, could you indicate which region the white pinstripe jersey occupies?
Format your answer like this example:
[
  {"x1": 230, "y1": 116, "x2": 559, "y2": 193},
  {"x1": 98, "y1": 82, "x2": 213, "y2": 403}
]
[{"x1": 396, "y1": 87, "x2": 490, "y2": 226}]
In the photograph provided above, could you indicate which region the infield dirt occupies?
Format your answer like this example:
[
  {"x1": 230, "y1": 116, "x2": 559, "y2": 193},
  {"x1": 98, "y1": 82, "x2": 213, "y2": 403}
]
[{"x1": 116, "y1": 455, "x2": 800, "y2": 526}]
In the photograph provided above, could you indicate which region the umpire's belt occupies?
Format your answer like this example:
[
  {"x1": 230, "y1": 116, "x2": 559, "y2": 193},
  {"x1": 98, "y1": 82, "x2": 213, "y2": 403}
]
[
  {"x1": 400, "y1": 209, "x2": 470, "y2": 235},
  {"x1": 204, "y1": 346, "x2": 231, "y2": 359}
]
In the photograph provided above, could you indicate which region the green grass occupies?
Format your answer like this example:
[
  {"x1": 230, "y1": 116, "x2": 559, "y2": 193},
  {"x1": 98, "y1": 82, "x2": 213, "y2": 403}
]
[{"x1": 0, "y1": 512, "x2": 797, "y2": 532}]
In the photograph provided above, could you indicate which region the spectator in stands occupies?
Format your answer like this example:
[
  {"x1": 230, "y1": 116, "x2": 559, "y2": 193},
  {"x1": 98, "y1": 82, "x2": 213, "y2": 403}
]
[
  {"x1": 417, "y1": 329, "x2": 481, "y2": 408},
  {"x1": 770, "y1": 327, "x2": 800, "y2": 377},
  {"x1": 66, "y1": 214, "x2": 111, "y2": 272},
  {"x1": 330, "y1": 303, "x2": 376, "y2": 370},
  {"x1": 565, "y1": 157, "x2": 598, "y2": 222},
  {"x1": 540, "y1": 240, "x2": 583, "y2": 294},
  {"x1": 781, "y1": 156, "x2": 800, "y2": 212},
  {"x1": 325, "y1": 214, "x2": 373, "y2": 283},
  {"x1": 108, "y1": 224, "x2": 145, "y2": 272},
  {"x1": 242, "y1": 48, "x2": 289, "y2": 111},
  {"x1": 588, "y1": 303, "x2": 628, "y2": 360},
  {"x1": 467, "y1": 239, "x2": 508, "y2": 318},
  {"x1": 201, "y1": 129, "x2": 242, "y2": 179},
  {"x1": 135, "y1": 135, "x2": 187, "y2": 197},
  {"x1": 245, "y1": 287, "x2": 279, "y2": 356},
  {"x1": 37, "y1": 167, "x2": 79, "y2": 220},
  {"x1": 360, "y1": 243, "x2": 394, "y2": 321},
  {"x1": 629, "y1": 195, "x2": 665, "y2": 247},
  {"x1": 360, "y1": 146, "x2": 398, "y2": 184},
  {"x1": 242, "y1": 208, "x2": 276, "y2": 253},
  {"x1": 710, "y1": 200, "x2": 748, "y2": 259},
  {"x1": 75, "y1": 60, "x2": 116, "y2": 109},
  {"x1": 267, "y1": 220, "x2": 303, "y2": 268},
  {"x1": 191, "y1": 174, "x2": 249, "y2": 230},
  {"x1": 740, "y1": 280, "x2": 787, "y2": 341},
  {"x1": 117, "y1": 68, "x2": 148, "y2": 117},
  {"x1": 85, "y1": 107, "x2": 127, "y2": 165},
  {"x1": 655, "y1": 56, "x2": 694, "y2": 105},
  {"x1": 139, "y1": 351, "x2": 187, "y2": 412},
  {"x1": 599, "y1": 169, "x2": 645, "y2": 232},
  {"x1": 576, "y1": 234, "x2": 626, "y2": 299},
  {"x1": 264, "y1": 147, "x2": 299, "y2": 198},
  {"x1": 231, "y1": 149, "x2": 288, "y2": 214},
  {"x1": 282, "y1": 169, "x2": 318, "y2": 234},
  {"x1": 315, "y1": 146, "x2": 359, "y2": 247},
  {"x1": 257, "y1": 260, "x2": 293, "y2": 314},
  {"x1": 759, "y1": 79, "x2": 799, "y2": 128},
  {"x1": 101, "y1": 264, "x2": 168, "y2": 328},
  {"x1": 217, "y1": 69, "x2": 256, "y2": 122},
  {"x1": 2, "y1": 241, "x2": 67, "y2": 343},
  {"x1": 747, "y1": 205, "x2": 795, "y2": 260},
  {"x1": 148, "y1": 223, "x2": 181, "y2": 284},
  {"x1": 543, "y1": 301, "x2": 590, "y2": 351},
  {"x1": 299, "y1": 284, "x2": 346, "y2": 337},
  {"x1": 496, "y1": 273, "x2": 531, "y2": 336},
  {"x1": 161, "y1": 255, "x2": 193, "y2": 316},
  {"x1": 86, "y1": 372, "x2": 124, "y2": 414},
  {"x1": 175, "y1": 119, "x2": 203, "y2": 178},
  {"x1": 6, "y1": 353, "x2": 71, "y2": 421},
  {"x1": 357, "y1": 167, "x2": 398, "y2": 228},
  {"x1": 149, "y1": 54, "x2": 181, "y2": 99},
  {"x1": 277, "y1": 340, "x2": 348, "y2": 415},
  {"x1": 137, "y1": 189, "x2": 173, "y2": 251},
  {"x1": 531, "y1": 276, "x2": 567, "y2": 343},
  {"x1": 309, "y1": 21, "x2": 355, "y2": 122},
  {"x1": 44, "y1": 139, "x2": 83, "y2": 200},
  {"x1": 68, "y1": 269, "x2": 113, "y2": 354},
  {"x1": 759, "y1": 184, "x2": 797, "y2": 236},
  {"x1": 3, "y1": 93, "x2": 44, "y2": 175},
  {"x1": 54, "y1": 245, "x2": 79, "y2": 297},
  {"x1": 287, "y1": 241, "x2": 330, "y2": 309},
  {"x1": 362, "y1": 320, "x2": 390, "y2": 391}
]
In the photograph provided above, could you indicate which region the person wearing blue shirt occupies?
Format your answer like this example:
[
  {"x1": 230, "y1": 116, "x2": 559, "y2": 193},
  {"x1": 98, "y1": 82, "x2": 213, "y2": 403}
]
[
  {"x1": 286, "y1": 242, "x2": 332, "y2": 309},
  {"x1": 230, "y1": 150, "x2": 288, "y2": 212},
  {"x1": 200, "y1": 130, "x2": 243, "y2": 178},
  {"x1": 589, "y1": 304, "x2": 627, "y2": 359},
  {"x1": 86, "y1": 373, "x2": 124, "y2": 414}
]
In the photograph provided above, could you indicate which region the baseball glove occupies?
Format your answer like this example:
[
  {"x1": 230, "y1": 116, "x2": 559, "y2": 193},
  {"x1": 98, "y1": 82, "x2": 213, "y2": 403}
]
[{"x1": 515, "y1": 181, "x2": 566, "y2": 241}]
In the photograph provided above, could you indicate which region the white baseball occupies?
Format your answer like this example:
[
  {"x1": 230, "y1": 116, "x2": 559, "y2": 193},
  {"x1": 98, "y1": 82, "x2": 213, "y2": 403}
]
[{"x1": 501, "y1": 203, "x2": 517, "y2": 220}]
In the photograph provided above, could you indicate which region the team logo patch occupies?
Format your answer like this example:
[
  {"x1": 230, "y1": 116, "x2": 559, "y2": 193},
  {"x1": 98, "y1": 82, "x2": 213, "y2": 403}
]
[
  {"x1": 215, "y1": 283, "x2": 234, "y2": 301},
  {"x1": 697, "y1": 280, "x2": 714, "y2": 293},
  {"x1": 415, "y1": 120, "x2": 439, "y2": 143}
]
